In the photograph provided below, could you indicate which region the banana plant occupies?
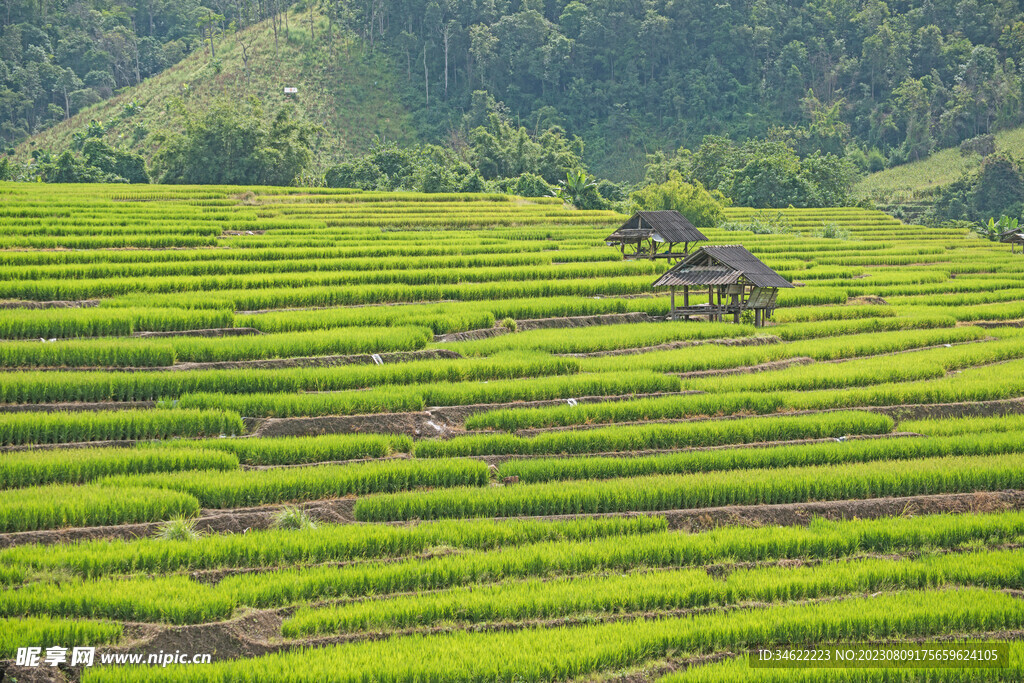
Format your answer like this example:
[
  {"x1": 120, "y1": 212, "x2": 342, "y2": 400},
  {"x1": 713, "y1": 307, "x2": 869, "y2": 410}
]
[
  {"x1": 552, "y1": 169, "x2": 598, "y2": 208},
  {"x1": 976, "y1": 215, "x2": 1018, "y2": 241}
]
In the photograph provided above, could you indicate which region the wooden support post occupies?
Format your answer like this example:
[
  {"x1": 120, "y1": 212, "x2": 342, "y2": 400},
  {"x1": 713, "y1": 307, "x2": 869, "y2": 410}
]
[
  {"x1": 683, "y1": 286, "x2": 690, "y2": 321},
  {"x1": 670, "y1": 286, "x2": 675, "y2": 317},
  {"x1": 715, "y1": 288, "x2": 722, "y2": 322}
]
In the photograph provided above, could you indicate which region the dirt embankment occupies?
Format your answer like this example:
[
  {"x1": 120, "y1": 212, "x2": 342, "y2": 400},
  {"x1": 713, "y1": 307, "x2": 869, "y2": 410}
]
[
  {"x1": 0, "y1": 499, "x2": 359, "y2": 549},
  {"x1": 251, "y1": 391, "x2": 704, "y2": 439},
  {"x1": 501, "y1": 396, "x2": 1024, "y2": 438},
  {"x1": 0, "y1": 299, "x2": 100, "y2": 309},
  {"x1": 968, "y1": 319, "x2": 1024, "y2": 328},
  {"x1": 5, "y1": 478, "x2": 1024, "y2": 550},
  {"x1": 659, "y1": 490, "x2": 1024, "y2": 532},
  {"x1": 674, "y1": 357, "x2": 813, "y2": 379},
  {"x1": 0, "y1": 401, "x2": 157, "y2": 414}
]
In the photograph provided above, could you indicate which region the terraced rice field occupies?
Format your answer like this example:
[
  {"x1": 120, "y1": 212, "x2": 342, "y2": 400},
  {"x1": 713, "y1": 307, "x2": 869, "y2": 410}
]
[{"x1": 2, "y1": 183, "x2": 1024, "y2": 680}]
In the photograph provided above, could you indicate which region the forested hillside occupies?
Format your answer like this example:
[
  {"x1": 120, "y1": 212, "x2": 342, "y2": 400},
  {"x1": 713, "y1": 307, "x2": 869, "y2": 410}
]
[
  {"x1": 5, "y1": 0, "x2": 1024, "y2": 186},
  {"x1": 324, "y1": 0, "x2": 1024, "y2": 180},
  {"x1": 0, "y1": 0, "x2": 283, "y2": 146},
  {"x1": 11, "y1": 7, "x2": 415, "y2": 176}
]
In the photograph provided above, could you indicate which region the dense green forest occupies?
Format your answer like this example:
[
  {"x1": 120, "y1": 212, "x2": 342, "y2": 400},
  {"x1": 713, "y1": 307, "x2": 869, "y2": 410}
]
[
  {"x1": 316, "y1": 0, "x2": 1024, "y2": 180},
  {"x1": 4, "y1": 0, "x2": 1024, "y2": 218}
]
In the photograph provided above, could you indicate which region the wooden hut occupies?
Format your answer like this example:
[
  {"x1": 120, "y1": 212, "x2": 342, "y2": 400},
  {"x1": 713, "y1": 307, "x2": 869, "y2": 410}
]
[
  {"x1": 605, "y1": 210, "x2": 708, "y2": 262},
  {"x1": 999, "y1": 228, "x2": 1024, "y2": 253},
  {"x1": 652, "y1": 245, "x2": 793, "y2": 327}
]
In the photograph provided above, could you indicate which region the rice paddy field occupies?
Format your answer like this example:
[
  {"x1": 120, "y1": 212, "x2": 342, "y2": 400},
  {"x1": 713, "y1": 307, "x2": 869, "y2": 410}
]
[{"x1": 2, "y1": 182, "x2": 1024, "y2": 681}]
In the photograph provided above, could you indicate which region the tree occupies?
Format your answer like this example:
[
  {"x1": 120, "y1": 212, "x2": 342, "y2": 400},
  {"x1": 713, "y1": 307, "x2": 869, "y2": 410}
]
[
  {"x1": 511, "y1": 172, "x2": 550, "y2": 197},
  {"x1": 37, "y1": 150, "x2": 118, "y2": 183},
  {"x1": 969, "y1": 153, "x2": 1024, "y2": 220},
  {"x1": 731, "y1": 153, "x2": 819, "y2": 208},
  {"x1": 629, "y1": 171, "x2": 727, "y2": 227},
  {"x1": 153, "y1": 100, "x2": 317, "y2": 185},
  {"x1": 82, "y1": 137, "x2": 150, "y2": 183}
]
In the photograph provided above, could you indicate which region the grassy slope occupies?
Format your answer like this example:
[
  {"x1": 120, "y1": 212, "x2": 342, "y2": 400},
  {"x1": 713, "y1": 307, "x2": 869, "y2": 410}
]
[
  {"x1": 16, "y1": 9, "x2": 416, "y2": 169},
  {"x1": 855, "y1": 125, "x2": 1024, "y2": 202}
]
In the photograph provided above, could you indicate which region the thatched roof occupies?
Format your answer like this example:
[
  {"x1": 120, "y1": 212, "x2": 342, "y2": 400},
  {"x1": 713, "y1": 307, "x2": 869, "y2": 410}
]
[
  {"x1": 653, "y1": 245, "x2": 794, "y2": 289},
  {"x1": 605, "y1": 211, "x2": 708, "y2": 244}
]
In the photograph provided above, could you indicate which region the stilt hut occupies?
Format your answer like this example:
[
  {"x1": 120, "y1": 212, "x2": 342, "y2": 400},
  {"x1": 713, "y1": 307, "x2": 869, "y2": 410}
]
[
  {"x1": 652, "y1": 245, "x2": 793, "y2": 327},
  {"x1": 999, "y1": 228, "x2": 1024, "y2": 253},
  {"x1": 604, "y1": 210, "x2": 708, "y2": 262}
]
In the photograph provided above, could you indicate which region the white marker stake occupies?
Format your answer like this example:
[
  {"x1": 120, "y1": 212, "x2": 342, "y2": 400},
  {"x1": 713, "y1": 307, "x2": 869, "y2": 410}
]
[
  {"x1": 567, "y1": 398, "x2": 578, "y2": 406},
  {"x1": 371, "y1": 353, "x2": 383, "y2": 365}
]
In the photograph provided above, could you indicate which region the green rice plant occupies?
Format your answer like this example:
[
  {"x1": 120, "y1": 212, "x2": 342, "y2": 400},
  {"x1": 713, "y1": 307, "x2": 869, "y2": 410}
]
[
  {"x1": 0, "y1": 517, "x2": 665, "y2": 580},
  {"x1": 901, "y1": 415, "x2": 1024, "y2": 436},
  {"x1": 417, "y1": 412, "x2": 894, "y2": 458},
  {"x1": 167, "y1": 326, "x2": 433, "y2": 362},
  {"x1": 774, "y1": 287, "x2": 848, "y2": 306},
  {"x1": 171, "y1": 387, "x2": 427, "y2": 417},
  {"x1": 771, "y1": 305, "x2": 896, "y2": 323},
  {"x1": 0, "y1": 447, "x2": 237, "y2": 488},
  {"x1": 0, "y1": 326, "x2": 430, "y2": 369},
  {"x1": 81, "y1": 590, "x2": 1024, "y2": 682},
  {"x1": 355, "y1": 452, "x2": 1022, "y2": 522},
  {"x1": 680, "y1": 341, "x2": 1024, "y2": 395},
  {"x1": 282, "y1": 548, "x2": 1024, "y2": 636},
  {"x1": 0, "y1": 484, "x2": 200, "y2": 532},
  {"x1": 213, "y1": 510, "x2": 1024, "y2": 608},
  {"x1": 0, "y1": 575, "x2": 234, "y2": 625},
  {"x1": 111, "y1": 275, "x2": 660, "y2": 311},
  {"x1": 0, "y1": 259, "x2": 657, "y2": 300},
  {"x1": 0, "y1": 409, "x2": 244, "y2": 445},
  {"x1": 934, "y1": 300, "x2": 1024, "y2": 321},
  {"x1": 577, "y1": 328, "x2": 984, "y2": 376},
  {"x1": 420, "y1": 371, "x2": 681, "y2": 406},
  {"x1": 0, "y1": 616, "x2": 122, "y2": 658},
  {"x1": 0, "y1": 251, "x2": 558, "y2": 282},
  {"x1": 475, "y1": 340, "x2": 1016, "y2": 429},
  {"x1": 0, "y1": 353, "x2": 578, "y2": 404},
  {"x1": 496, "y1": 431, "x2": 1024, "y2": 483},
  {"x1": 772, "y1": 314, "x2": 955, "y2": 340},
  {"x1": 444, "y1": 322, "x2": 754, "y2": 356},
  {"x1": 779, "y1": 359, "x2": 1024, "y2": 411},
  {"x1": 0, "y1": 337, "x2": 177, "y2": 368},
  {"x1": 0, "y1": 307, "x2": 233, "y2": 340},
  {"x1": 171, "y1": 434, "x2": 415, "y2": 465},
  {"x1": 99, "y1": 458, "x2": 489, "y2": 508},
  {"x1": 466, "y1": 392, "x2": 788, "y2": 431}
]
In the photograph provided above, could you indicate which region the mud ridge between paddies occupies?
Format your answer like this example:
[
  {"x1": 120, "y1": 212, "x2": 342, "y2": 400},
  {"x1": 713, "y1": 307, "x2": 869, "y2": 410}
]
[{"x1": 3, "y1": 488, "x2": 1022, "y2": 549}]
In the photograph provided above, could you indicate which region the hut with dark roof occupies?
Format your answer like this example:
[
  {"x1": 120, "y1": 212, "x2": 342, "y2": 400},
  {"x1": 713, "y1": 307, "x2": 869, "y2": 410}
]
[
  {"x1": 605, "y1": 210, "x2": 708, "y2": 262},
  {"x1": 652, "y1": 245, "x2": 794, "y2": 327},
  {"x1": 999, "y1": 228, "x2": 1024, "y2": 253}
]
